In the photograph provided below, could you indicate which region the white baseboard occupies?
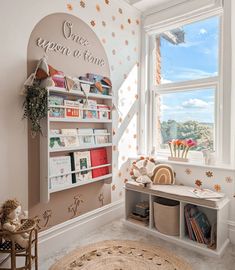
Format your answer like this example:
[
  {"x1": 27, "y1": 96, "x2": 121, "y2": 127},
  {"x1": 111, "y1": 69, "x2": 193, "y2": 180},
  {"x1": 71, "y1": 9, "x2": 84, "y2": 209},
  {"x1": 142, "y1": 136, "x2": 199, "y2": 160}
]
[{"x1": 39, "y1": 200, "x2": 124, "y2": 260}]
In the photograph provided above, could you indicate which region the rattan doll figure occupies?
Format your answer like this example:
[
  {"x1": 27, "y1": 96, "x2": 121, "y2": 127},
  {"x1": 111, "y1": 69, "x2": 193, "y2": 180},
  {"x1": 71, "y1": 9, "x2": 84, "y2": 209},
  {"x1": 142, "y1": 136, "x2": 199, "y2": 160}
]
[{"x1": 0, "y1": 199, "x2": 29, "y2": 248}]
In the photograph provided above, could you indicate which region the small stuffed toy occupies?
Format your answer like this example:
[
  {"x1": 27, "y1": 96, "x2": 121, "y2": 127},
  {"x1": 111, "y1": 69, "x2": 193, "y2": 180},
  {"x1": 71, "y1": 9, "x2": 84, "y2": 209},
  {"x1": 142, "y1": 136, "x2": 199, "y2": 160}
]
[
  {"x1": 130, "y1": 157, "x2": 157, "y2": 187},
  {"x1": 0, "y1": 199, "x2": 29, "y2": 248}
]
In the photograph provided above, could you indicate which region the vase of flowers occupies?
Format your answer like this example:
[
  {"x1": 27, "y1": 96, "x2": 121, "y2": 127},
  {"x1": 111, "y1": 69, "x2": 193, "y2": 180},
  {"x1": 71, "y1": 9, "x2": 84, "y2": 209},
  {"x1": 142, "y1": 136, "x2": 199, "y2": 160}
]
[{"x1": 168, "y1": 139, "x2": 197, "y2": 162}]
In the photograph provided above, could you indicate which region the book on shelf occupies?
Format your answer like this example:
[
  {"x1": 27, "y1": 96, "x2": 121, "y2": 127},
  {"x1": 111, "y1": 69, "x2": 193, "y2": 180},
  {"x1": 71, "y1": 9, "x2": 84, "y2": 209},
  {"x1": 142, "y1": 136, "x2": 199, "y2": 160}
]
[
  {"x1": 83, "y1": 100, "x2": 97, "y2": 119},
  {"x1": 184, "y1": 204, "x2": 211, "y2": 245},
  {"x1": 64, "y1": 100, "x2": 81, "y2": 118},
  {"x1": 70, "y1": 151, "x2": 92, "y2": 182},
  {"x1": 49, "y1": 108, "x2": 64, "y2": 118},
  {"x1": 97, "y1": 104, "x2": 110, "y2": 120},
  {"x1": 61, "y1": 129, "x2": 79, "y2": 148},
  {"x1": 94, "y1": 129, "x2": 109, "y2": 144},
  {"x1": 49, "y1": 95, "x2": 64, "y2": 106},
  {"x1": 49, "y1": 129, "x2": 65, "y2": 149},
  {"x1": 49, "y1": 156, "x2": 72, "y2": 189},
  {"x1": 77, "y1": 128, "x2": 95, "y2": 145},
  {"x1": 90, "y1": 148, "x2": 109, "y2": 178}
]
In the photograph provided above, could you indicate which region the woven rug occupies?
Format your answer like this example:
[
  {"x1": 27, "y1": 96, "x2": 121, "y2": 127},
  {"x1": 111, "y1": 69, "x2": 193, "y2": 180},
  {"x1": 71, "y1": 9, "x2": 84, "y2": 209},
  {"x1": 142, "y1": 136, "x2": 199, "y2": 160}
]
[{"x1": 50, "y1": 240, "x2": 192, "y2": 270}]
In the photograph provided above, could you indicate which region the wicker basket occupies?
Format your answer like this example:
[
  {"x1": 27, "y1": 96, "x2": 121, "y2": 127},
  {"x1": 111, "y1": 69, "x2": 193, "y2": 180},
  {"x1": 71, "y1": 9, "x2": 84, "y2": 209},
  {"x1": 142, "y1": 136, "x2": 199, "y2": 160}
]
[{"x1": 153, "y1": 198, "x2": 180, "y2": 236}]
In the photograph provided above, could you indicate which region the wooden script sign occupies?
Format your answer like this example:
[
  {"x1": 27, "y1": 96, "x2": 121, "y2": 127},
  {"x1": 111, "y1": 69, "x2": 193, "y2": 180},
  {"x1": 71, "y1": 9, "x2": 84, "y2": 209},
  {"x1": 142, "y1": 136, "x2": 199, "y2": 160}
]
[{"x1": 28, "y1": 13, "x2": 110, "y2": 77}]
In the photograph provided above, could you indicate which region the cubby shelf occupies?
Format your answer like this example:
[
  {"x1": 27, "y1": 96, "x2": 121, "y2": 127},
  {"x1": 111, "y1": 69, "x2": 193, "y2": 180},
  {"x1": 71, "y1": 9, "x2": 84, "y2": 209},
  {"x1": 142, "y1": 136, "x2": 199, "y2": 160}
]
[
  {"x1": 49, "y1": 173, "x2": 112, "y2": 194},
  {"x1": 124, "y1": 183, "x2": 230, "y2": 257},
  {"x1": 49, "y1": 143, "x2": 113, "y2": 153},
  {"x1": 48, "y1": 86, "x2": 112, "y2": 100}
]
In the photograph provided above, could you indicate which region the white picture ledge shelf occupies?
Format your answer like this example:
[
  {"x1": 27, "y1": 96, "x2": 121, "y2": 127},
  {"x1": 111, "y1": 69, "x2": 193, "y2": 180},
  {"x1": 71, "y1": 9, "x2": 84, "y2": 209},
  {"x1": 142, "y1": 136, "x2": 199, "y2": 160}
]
[
  {"x1": 49, "y1": 173, "x2": 112, "y2": 194},
  {"x1": 124, "y1": 182, "x2": 230, "y2": 257}
]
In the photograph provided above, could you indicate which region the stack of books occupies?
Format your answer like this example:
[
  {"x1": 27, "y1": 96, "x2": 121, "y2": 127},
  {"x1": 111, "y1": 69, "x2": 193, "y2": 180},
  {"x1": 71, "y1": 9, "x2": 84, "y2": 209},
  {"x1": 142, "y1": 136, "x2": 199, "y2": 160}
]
[{"x1": 184, "y1": 204, "x2": 211, "y2": 245}]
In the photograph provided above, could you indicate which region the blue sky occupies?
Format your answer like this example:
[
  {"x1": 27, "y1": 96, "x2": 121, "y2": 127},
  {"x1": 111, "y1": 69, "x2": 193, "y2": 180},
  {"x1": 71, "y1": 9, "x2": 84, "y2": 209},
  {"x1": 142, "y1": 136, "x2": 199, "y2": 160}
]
[{"x1": 160, "y1": 16, "x2": 218, "y2": 123}]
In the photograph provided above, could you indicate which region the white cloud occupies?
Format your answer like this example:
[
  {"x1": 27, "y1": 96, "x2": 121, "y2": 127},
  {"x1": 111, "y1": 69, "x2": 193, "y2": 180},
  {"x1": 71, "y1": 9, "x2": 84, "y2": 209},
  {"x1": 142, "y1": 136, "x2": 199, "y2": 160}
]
[
  {"x1": 161, "y1": 104, "x2": 170, "y2": 110},
  {"x1": 199, "y1": 28, "x2": 207, "y2": 35},
  {"x1": 182, "y1": 98, "x2": 209, "y2": 108},
  {"x1": 161, "y1": 78, "x2": 172, "y2": 84}
]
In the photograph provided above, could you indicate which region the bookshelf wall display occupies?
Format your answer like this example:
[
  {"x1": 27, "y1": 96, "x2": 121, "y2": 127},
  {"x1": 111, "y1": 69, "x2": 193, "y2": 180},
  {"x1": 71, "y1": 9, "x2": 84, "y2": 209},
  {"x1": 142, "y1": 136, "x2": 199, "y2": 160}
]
[
  {"x1": 40, "y1": 80, "x2": 113, "y2": 203},
  {"x1": 124, "y1": 182, "x2": 230, "y2": 257}
]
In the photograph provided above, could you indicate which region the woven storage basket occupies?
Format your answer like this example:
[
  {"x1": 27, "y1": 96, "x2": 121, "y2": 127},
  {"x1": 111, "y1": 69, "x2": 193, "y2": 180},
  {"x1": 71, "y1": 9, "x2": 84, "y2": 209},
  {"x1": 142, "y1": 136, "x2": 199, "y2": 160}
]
[{"x1": 153, "y1": 198, "x2": 180, "y2": 236}]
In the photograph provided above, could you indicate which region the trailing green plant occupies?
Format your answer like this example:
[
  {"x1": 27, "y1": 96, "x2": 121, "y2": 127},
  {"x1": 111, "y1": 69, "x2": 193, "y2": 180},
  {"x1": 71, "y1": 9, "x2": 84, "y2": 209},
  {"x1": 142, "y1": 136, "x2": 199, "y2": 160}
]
[{"x1": 23, "y1": 85, "x2": 48, "y2": 136}]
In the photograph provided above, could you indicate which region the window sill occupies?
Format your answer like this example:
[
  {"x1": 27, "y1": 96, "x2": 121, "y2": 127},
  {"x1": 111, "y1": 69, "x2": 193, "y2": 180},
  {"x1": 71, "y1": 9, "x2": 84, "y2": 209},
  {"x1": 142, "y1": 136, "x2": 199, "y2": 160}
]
[
  {"x1": 156, "y1": 157, "x2": 235, "y2": 171},
  {"x1": 128, "y1": 155, "x2": 235, "y2": 171}
]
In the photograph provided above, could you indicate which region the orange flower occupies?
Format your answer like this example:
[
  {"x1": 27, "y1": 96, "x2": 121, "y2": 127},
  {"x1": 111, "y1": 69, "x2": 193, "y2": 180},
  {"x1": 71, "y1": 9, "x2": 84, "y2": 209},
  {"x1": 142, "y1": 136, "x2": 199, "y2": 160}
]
[
  {"x1": 214, "y1": 184, "x2": 221, "y2": 192},
  {"x1": 195, "y1": 179, "x2": 202, "y2": 187}
]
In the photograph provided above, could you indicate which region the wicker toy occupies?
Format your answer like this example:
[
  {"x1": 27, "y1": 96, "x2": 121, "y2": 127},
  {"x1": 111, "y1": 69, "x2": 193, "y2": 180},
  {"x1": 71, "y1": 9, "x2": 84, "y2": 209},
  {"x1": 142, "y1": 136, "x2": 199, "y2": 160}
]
[{"x1": 0, "y1": 199, "x2": 29, "y2": 248}]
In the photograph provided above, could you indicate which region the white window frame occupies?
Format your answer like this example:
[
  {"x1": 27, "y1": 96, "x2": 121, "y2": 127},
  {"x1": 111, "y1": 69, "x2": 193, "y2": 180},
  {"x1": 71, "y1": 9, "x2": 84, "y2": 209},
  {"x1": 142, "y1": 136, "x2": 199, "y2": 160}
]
[{"x1": 139, "y1": 1, "x2": 232, "y2": 165}]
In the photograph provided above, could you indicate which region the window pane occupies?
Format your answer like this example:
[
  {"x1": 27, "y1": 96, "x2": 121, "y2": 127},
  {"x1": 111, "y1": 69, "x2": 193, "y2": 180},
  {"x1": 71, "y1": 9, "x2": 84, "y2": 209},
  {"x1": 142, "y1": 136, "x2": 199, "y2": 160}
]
[
  {"x1": 157, "y1": 89, "x2": 215, "y2": 151},
  {"x1": 156, "y1": 16, "x2": 219, "y2": 84}
]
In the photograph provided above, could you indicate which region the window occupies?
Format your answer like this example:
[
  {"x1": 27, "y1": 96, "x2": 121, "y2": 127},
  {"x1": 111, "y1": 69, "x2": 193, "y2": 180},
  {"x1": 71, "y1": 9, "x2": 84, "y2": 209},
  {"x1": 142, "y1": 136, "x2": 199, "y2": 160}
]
[{"x1": 153, "y1": 16, "x2": 220, "y2": 158}]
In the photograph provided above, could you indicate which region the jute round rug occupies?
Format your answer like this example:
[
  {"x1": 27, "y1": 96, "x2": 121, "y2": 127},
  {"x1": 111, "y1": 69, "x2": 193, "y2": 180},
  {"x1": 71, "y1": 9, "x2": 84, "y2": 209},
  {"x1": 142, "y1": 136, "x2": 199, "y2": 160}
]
[{"x1": 50, "y1": 240, "x2": 192, "y2": 270}]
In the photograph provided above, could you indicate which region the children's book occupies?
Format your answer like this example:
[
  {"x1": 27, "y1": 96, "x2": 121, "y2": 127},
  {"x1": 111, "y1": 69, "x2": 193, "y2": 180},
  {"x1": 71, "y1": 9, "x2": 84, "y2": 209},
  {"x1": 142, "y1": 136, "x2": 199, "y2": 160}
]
[
  {"x1": 70, "y1": 151, "x2": 92, "y2": 182},
  {"x1": 83, "y1": 100, "x2": 97, "y2": 119},
  {"x1": 90, "y1": 148, "x2": 109, "y2": 178},
  {"x1": 64, "y1": 100, "x2": 80, "y2": 118},
  {"x1": 49, "y1": 156, "x2": 72, "y2": 189},
  {"x1": 94, "y1": 129, "x2": 109, "y2": 144},
  {"x1": 77, "y1": 129, "x2": 95, "y2": 145},
  {"x1": 61, "y1": 129, "x2": 79, "y2": 148},
  {"x1": 97, "y1": 104, "x2": 110, "y2": 120}
]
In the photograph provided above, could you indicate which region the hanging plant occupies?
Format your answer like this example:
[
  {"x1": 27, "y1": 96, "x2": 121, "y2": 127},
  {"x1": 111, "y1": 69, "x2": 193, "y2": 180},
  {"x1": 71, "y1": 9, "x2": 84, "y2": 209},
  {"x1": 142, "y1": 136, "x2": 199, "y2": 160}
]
[{"x1": 23, "y1": 85, "x2": 48, "y2": 137}]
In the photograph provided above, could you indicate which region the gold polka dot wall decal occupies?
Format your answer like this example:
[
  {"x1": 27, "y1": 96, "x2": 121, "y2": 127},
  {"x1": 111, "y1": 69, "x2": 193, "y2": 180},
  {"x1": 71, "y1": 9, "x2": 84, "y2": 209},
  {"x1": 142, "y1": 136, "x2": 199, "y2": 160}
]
[
  {"x1": 137, "y1": 62, "x2": 140, "y2": 67},
  {"x1": 118, "y1": 172, "x2": 122, "y2": 177},
  {"x1": 80, "y1": 0, "x2": 85, "y2": 8},
  {"x1": 206, "y1": 171, "x2": 213, "y2": 177},
  {"x1": 128, "y1": 144, "x2": 132, "y2": 149},
  {"x1": 134, "y1": 47, "x2": 137, "y2": 52},
  {"x1": 102, "y1": 21, "x2": 106, "y2": 27},
  {"x1": 102, "y1": 38, "x2": 106, "y2": 44},
  {"x1": 119, "y1": 117, "x2": 123, "y2": 123},
  {"x1": 185, "y1": 168, "x2": 192, "y2": 175},
  {"x1": 225, "y1": 176, "x2": 233, "y2": 183},
  {"x1": 121, "y1": 24, "x2": 124, "y2": 30},
  {"x1": 112, "y1": 184, "x2": 116, "y2": 191},
  {"x1": 125, "y1": 40, "x2": 129, "y2": 45},
  {"x1": 90, "y1": 20, "x2": 96, "y2": 27},
  {"x1": 96, "y1": 4, "x2": 101, "y2": 11},
  {"x1": 112, "y1": 49, "x2": 116, "y2": 55},
  {"x1": 105, "y1": 0, "x2": 109, "y2": 4},
  {"x1": 112, "y1": 15, "x2": 116, "y2": 21},
  {"x1": 135, "y1": 94, "x2": 138, "y2": 99},
  {"x1": 136, "y1": 19, "x2": 140, "y2": 25},
  {"x1": 133, "y1": 134, "x2": 137, "y2": 139},
  {"x1": 124, "y1": 74, "x2": 127, "y2": 79},
  {"x1": 112, "y1": 32, "x2": 115, "y2": 37},
  {"x1": 113, "y1": 129, "x2": 116, "y2": 136},
  {"x1": 127, "y1": 86, "x2": 131, "y2": 91},
  {"x1": 136, "y1": 146, "x2": 139, "y2": 151},
  {"x1": 119, "y1": 8, "x2": 123, "y2": 14},
  {"x1": 128, "y1": 18, "x2": 131, "y2": 24},
  {"x1": 132, "y1": 30, "x2": 135, "y2": 35},
  {"x1": 67, "y1": 3, "x2": 73, "y2": 11},
  {"x1": 127, "y1": 55, "x2": 131, "y2": 61},
  {"x1": 214, "y1": 184, "x2": 221, "y2": 192},
  {"x1": 113, "y1": 145, "x2": 117, "y2": 151}
]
